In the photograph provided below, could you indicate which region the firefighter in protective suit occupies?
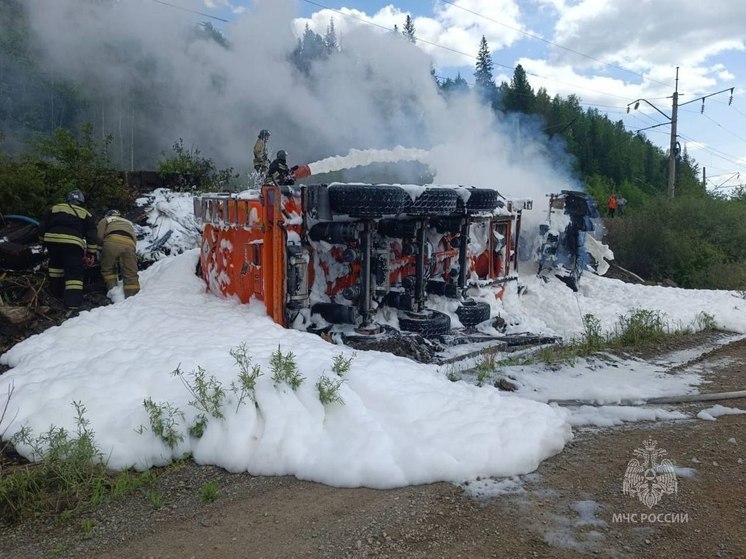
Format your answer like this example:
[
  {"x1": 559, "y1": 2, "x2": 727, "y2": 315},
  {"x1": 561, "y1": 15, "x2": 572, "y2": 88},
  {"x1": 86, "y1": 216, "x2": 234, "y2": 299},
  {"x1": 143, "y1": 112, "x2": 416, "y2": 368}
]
[
  {"x1": 253, "y1": 129, "x2": 271, "y2": 175},
  {"x1": 39, "y1": 189, "x2": 99, "y2": 313},
  {"x1": 97, "y1": 209, "x2": 140, "y2": 298},
  {"x1": 267, "y1": 150, "x2": 298, "y2": 185}
]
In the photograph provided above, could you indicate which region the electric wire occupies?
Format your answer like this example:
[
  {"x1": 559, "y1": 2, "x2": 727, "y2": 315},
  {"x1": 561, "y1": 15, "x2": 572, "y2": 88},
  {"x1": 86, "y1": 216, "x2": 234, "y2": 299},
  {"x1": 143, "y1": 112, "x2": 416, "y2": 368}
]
[
  {"x1": 150, "y1": 0, "x2": 740, "y2": 169},
  {"x1": 701, "y1": 113, "x2": 746, "y2": 145},
  {"x1": 149, "y1": 0, "x2": 229, "y2": 22},
  {"x1": 300, "y1": 0, "x2": 642, "y2": 102},
  {"x1": 435, "y1": 0, "x2": 673, "y2": 89},
  {"x1": 302, "y1": 0, "x2": 513, "y2": 69},
  {"x1": 678, "y1": 133, "x2": 744, "y2": 167}
]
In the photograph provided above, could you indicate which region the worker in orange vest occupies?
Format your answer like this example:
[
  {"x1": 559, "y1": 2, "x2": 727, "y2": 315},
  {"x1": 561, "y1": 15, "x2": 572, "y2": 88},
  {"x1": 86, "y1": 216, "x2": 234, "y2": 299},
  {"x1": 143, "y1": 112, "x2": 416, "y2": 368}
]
[{"x1": 607, "y1": 194, "x2": 617, "y2": 218}]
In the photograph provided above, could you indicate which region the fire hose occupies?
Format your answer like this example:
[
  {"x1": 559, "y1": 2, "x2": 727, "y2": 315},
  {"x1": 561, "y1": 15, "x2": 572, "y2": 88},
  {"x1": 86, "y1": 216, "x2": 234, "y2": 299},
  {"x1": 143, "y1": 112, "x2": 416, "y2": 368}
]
[{"x1": 549, "y1": 390, "x2": 746, "y2": 407}]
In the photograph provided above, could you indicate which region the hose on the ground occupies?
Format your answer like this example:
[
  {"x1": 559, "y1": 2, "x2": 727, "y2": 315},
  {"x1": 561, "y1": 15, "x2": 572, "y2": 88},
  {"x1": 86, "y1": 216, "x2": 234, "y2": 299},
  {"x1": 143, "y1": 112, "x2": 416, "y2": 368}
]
[{"x1": 550, "y1": 390, "x2": 746, "y2": 407}]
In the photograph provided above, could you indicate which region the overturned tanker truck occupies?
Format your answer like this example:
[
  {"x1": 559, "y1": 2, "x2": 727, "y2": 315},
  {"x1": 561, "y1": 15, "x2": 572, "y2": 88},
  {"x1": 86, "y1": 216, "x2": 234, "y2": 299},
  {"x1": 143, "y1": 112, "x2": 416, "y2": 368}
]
[{"x1": 194, "y1": 165, "x2": 549, "y2": 362}]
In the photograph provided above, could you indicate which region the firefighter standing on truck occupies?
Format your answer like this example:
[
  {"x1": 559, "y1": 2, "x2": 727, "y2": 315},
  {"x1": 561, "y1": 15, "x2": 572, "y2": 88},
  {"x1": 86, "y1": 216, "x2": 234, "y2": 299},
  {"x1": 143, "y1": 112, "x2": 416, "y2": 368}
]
[
  {"x1": 39, "y1": 189, "x2": 99, "y2": 316},
  {"x1": 97, "y1": 209, "x2": 140, "y2": 299},
  {"x1": 253, "y1": 129, "x2": 271, "y2": 175}
]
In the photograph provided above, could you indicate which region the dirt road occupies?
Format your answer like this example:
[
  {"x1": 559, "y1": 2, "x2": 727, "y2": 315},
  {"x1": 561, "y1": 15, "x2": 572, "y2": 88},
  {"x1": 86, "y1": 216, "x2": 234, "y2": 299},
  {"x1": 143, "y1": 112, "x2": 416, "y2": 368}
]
[{"x1": 4, "y1": 337, "x2": 745, "y2": 559}]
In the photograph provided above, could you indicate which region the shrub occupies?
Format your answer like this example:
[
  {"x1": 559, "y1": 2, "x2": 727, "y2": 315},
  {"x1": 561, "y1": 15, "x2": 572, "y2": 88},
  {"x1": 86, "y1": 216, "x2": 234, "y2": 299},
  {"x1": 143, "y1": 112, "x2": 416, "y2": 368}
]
[
  {"x1": 615, "y1": 309, "x2": 668, "y2": 346},
  {"x1": 0, "y1": 124, "x2": 135, "y2": 218},
  {"x1": 157, "y1": 138, "x2": 237, "y2": 191},
  {"x1": 605, "y1": 194, "x2": 746, "y2": 290}
]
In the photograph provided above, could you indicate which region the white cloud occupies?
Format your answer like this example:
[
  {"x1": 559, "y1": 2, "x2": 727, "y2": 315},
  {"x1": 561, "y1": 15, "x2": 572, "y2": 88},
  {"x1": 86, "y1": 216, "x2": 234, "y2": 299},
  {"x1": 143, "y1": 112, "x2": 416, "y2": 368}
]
[
  {"x1": 548, "y1": 0, "x2": 745, "y2": 87},
  {"x1": 295, "y1": 0, "x2": 530, "y2": 69}
]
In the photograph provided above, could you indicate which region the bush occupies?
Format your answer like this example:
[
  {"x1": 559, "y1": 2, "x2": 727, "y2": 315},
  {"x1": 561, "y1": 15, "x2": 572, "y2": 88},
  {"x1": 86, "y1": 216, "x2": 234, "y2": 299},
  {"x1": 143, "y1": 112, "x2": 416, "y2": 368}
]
[
  {"x1": 0, "y1": 124, "x2": 135, "y2": 219},
  {"x1": 157, "y1": 138, "x2": 237, "y2": 191},
  {"x1": 605, "y1": 194, "x2": 746, "y2": 289}
]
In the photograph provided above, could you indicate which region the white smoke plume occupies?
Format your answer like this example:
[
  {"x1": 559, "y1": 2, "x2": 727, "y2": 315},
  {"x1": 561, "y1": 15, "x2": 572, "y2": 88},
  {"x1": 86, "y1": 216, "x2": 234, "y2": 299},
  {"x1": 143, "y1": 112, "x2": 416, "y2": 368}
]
[{"x1": 16, "y1": 0, "x2": 580, "y2": 204}]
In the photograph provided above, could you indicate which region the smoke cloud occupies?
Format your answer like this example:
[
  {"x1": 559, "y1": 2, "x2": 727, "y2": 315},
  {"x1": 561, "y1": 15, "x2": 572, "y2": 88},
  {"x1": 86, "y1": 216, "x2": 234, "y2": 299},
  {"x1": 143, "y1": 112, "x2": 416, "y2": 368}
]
[{"x1": 17, "y1": 0, "x2": 579, "y2": 205}]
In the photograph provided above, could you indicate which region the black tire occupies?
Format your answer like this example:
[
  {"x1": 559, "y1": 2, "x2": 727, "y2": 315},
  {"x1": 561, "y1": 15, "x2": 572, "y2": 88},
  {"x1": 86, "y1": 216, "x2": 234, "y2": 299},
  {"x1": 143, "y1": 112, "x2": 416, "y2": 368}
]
[
  {"x1": 455, "y1": 299, "x2": 491, "y2": 327},
  {"x1": 455, "y1": 187, "x2": 502, "y2": 213},
  {"x1": 398, "y1": 309, "x2": 451, "y2": 337},
  {"x1": 402, "y1": 187, "x2": 458, "y2": 216},
  {"x1": 328, "y1": 184, "x2": 408, "y2": 217}
]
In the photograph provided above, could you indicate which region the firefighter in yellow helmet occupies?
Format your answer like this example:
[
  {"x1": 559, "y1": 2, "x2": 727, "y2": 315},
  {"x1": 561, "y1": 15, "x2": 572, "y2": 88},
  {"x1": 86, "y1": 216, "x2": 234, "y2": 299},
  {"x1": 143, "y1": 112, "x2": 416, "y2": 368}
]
[
  {"x1": 39, "y1": 189, "x2": 99, "y2": 314},
  {"x1": 97, "y1": 209, "x2": 140, "y2": 299}
]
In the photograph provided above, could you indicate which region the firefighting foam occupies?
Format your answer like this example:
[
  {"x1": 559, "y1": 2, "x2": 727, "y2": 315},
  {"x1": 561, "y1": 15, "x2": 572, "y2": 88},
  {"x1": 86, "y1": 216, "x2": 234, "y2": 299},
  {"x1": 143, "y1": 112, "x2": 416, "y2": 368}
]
[{"x1": 305, "y1": 146, "x2": 430, "y2": 176}]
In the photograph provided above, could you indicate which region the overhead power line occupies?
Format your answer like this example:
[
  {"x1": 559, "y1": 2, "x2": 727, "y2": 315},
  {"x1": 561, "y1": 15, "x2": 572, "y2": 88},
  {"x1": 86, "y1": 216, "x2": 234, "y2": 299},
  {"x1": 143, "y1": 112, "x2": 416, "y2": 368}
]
[
  {"x1": 627, "y1": 68, "x2": 737, "y2": 198},
  {"x1": 434, "y1": 0, "x2": 673, "y2": 89},
  {"x1": 149, "y1": 0, "x2": 229, "y2": 22},
  {"x1": 300, "y1": 0, "x2": 644, "y2": 103}
]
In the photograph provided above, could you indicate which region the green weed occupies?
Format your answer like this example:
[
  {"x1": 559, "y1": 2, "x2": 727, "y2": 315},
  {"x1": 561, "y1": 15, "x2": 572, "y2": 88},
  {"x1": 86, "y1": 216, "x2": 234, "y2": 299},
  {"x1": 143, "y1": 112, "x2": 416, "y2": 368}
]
[
  {"x1": 200, "y1": 481, "x2": 220, "y2": 504},
  {"x1": 316, "y1": 375, "x2": 344, "y2": 405},
  {"x1": 142, "y1": 398, "x2": 184, "y2": 450},
  {"x1": 80, "y1": 518, "x2": 95, "y2": 539},
  {"x1": 147, "y1": 489, "x2": 164, "y2": 510},
  {"x1": 229, "y1": 343, "x2": 263, "y2": 411},
  {"x1": 331, "y1": 353, "x2": 355, "y2": 377},
  {"x1": 614, "y1": 308, "x2": 668, "y2": 346},
  {"x1": 270, "y1": 346, "x2": 304, "y2": 390},
  {"x1": 172, "y1": 365, "x2": 226, "y2": 420},
  {"x1": 1, "y1": 403, "x2": 106, "y2": 522}
]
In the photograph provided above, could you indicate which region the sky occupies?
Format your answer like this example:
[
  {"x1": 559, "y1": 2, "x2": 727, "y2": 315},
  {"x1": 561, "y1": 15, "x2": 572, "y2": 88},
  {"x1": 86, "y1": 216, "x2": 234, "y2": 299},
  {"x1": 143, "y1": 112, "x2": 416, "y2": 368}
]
[
  {"x1": 1, "y1": 190, "x2": 745, "y2": 487},
  {"x1": 197, "y1": 0, "x2": 746, "y2": 193}
]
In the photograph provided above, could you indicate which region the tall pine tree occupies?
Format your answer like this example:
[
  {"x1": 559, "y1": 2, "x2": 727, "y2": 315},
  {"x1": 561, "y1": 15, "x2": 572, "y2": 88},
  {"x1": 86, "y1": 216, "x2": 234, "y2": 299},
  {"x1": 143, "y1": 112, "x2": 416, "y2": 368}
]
[
  {"x1": 403, "y1": 15, "x2": 416, "y2": 43},
  {"x1": 324, "y1": 18, "x2": 338, "y2": 53},
  {"x1": 474, "y1": 36, "x2": 498, "y2": 107},
  {"x1": 504, "y1": 64, "x2": 535, "y2": 113}
]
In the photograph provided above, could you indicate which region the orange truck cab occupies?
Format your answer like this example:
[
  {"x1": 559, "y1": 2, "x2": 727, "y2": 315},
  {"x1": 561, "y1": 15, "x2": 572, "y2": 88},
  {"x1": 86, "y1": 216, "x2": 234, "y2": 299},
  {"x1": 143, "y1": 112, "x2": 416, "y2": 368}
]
[{"x1": 195, "y1": 182, "x2": 530, "y2": 337}]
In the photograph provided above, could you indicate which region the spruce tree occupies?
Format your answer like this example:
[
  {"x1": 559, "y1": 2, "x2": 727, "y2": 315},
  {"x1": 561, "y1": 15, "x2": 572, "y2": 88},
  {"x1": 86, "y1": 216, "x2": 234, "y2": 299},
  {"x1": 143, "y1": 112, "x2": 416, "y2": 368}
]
[
  {"x1": 504, "y1": 64, "x2": 535, "y2": 113},
  {"x1": 403, "y1": 15, "x2": 416, "y2": 43},
  {"x1": 324, "y1": 17, "x2": 338, "y2": 53},
  {"x1": 473, "y1": 36, "x2": 498, "y2": 106}
]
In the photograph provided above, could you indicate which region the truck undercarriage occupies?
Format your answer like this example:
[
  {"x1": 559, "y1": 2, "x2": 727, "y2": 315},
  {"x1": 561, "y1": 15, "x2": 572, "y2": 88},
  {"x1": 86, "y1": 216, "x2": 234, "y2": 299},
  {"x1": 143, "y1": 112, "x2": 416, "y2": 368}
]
[{"x1": 195, "y1": 182, "x2": 548, "y2": 363}]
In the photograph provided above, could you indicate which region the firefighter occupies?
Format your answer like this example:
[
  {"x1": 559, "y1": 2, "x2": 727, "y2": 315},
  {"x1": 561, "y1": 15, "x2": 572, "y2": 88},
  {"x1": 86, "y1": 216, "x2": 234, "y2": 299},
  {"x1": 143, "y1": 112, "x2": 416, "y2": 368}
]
[
  {"x1": 267, "y1": 150, "x2": 297, "y2": 186},
  {"x1": 253, "y1": 129, "x2": 271, "y2": 175},
  {"x1": 97, "y1": 209, "x2": 140, "y2": 299},
  {"x1": 39, "y1": 189, "x2": 99, "y2": 315}
]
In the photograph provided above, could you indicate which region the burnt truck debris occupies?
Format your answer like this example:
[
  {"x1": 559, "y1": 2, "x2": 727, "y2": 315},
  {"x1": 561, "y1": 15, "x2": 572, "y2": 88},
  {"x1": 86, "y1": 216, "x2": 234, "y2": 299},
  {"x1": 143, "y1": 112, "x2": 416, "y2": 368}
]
[
  {"x1": 194, "y1": 177, "x2": 539, "y2": 359},
  {"x1": 535, "y1": 190, "x2": 603, "y2": 292}
]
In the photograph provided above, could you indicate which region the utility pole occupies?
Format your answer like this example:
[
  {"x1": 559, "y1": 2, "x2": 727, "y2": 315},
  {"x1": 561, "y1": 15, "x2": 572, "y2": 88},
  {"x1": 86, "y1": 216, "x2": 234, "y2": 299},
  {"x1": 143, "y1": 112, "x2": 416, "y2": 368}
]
[
  {"x1": 627, "y1": 69, "x2": 734, "y2": 200},
  {"x1": 667, "y1": 67, "x2": 679, "y2": 199}
]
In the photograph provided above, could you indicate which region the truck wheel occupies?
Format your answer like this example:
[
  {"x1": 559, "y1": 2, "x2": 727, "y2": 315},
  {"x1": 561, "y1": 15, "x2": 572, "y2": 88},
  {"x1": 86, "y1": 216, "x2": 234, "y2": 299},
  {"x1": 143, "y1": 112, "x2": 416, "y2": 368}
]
[
  {"x1": 402, "y1": 187, "x2": 459, "y2": 216},
  {"x1": 456, "y1": 187, "x2": 502, "y2": 213},
  {"x1": 398, "y1": 309, "x2": 451, "y2": 337},
  {"x1": 328, "y1": 184, "x2": 408, "y2": 217},
  {"x1": 455, "y1": 299, "x2": 491, "y2": 326}
]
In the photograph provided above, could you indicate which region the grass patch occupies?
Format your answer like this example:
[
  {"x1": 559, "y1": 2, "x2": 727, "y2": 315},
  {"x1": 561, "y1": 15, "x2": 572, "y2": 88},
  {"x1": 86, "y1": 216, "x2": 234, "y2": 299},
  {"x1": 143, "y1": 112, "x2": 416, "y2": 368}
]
[
  {"x1": 0, "y1": 402, "x2": 161, "y2": 524},
  {"x1": 200, "y1": 481, "x2": 220, "y2": 503},
  {"x1": 80, "y1": 518, "x2": 95, "y2": 539},
  {"x1": 146, "y1": 489, "x2": 164, "y2": 510},
  {"x1": 498, "y1": 309, "x2": 719, "y2": 368}
]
